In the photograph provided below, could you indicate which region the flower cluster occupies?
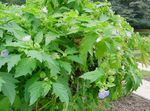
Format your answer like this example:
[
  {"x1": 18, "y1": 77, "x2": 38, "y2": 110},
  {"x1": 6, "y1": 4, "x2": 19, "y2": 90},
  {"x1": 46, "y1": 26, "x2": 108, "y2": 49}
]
[{"x1": 98, "y1": 90, "x2": 109, "y2": 99}]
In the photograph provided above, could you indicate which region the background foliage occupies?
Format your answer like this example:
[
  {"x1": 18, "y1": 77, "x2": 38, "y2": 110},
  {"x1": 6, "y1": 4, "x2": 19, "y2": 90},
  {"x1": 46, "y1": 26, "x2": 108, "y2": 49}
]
[
  {"x1": 93, "y1": 0, "x2": 150, "y2": 29},
  {"x1": 0, "y1": 0, "x2": 25, "y2": 5}
]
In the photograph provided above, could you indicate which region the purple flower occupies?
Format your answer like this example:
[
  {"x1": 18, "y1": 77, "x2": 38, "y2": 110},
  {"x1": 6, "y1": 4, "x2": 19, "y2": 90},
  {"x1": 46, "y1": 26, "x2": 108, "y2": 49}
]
[
  {"x1": 98, "y1": 90, "x2": 109, "y2": 99},
  {"x1": 1, "y1": 49, "x2": 9, "y2": 57}
]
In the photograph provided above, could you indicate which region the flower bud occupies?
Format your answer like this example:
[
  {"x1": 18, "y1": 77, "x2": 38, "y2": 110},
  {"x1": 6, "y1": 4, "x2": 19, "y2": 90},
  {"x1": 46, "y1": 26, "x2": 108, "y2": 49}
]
[{"x1": 1, "y1": 49, "x2": 9, "y2": 57}]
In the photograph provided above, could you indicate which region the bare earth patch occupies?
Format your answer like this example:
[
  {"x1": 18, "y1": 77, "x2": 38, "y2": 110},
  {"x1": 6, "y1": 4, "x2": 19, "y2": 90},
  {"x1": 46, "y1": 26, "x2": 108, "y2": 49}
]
[
  {"x1": 144, "y1": 76, "x2": 150, "y2": 81},
  {"x1": 108, "y1": 94, "x2": 150, "y2": 111},
  {"x1": 108, "y1": 77, "x2": 150, "y2": 111}
]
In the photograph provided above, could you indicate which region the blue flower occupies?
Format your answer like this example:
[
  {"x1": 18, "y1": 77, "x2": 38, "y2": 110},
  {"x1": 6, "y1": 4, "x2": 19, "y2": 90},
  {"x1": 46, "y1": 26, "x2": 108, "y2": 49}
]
[
  {"x1": 98, "y1": 90, "x2": 109, "y2": 99},
  {"x1": 1, "y1": 49, "x2": 9, "y2": 57}
]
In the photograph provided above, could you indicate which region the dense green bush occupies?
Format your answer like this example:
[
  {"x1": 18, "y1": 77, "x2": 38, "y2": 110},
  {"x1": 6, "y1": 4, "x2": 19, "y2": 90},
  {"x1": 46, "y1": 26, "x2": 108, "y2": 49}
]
[
  {"x1": 93, "y1": 0, "x2": 150, "y2": 29},
  {"x1": 0, "y1": 0, "x2": 25, "y2": 5},
  {"x1": 0, "y1": 0, "x2": 149, "y2": 110}
]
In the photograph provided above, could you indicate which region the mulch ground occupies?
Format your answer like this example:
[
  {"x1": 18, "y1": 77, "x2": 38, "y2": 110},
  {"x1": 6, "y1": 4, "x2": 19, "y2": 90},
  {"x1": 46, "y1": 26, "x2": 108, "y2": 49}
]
[{"x1": 108, "y1": 76, "x2": 150, "y2": 111}]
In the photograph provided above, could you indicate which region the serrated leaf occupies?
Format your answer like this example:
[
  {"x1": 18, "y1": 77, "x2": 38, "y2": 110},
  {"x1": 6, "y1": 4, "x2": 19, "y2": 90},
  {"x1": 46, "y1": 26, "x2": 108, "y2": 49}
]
[
  {"x1": 34, "y1": 31, "x2": 43, "y2": 43},
  {"x1": 15, "y1": 58, "x2": 36, "y2": 77},
  {"x1": 67, "y1": 55, "x2": 82, "y2": 64},
  {"x1": 53, "y1": 83, "x2": 69, "y2": 103},
  {"x1": 0, "y1": 72, "x2": 17, "y2": 105},
  {"x1": 0, "y1": 22, "x2": 23, "y2": 33},
  {"x1": 99, "y1": 14, "x2": 109, "y2": 22},
  {"x1": 25, "y1": 50, "x2": 43, "y2": 62},
  {"x1": 42, "y1": 53, "x2": 60, "y2": 76},
  {"x1": 80, "y1": 68, "x2": 104, "y2": 83},
  {"x1": 28, "y1": 81, "x2": 51, "y2": 105},
  {"x1": 59, "y1": 61, "x2": 72, "y2": 74},
  {"x1": 24, "y1": 74, "x2": 40, "y2": 102},
  {"x1": 0, "y1": 77, "x2": 5, "y2": 91},
  {"x1": 0, "y1": 30, "x2": 3, "y2": 38},
  {"x1": 0, "y1": 57, "x2": 7, "y2": 69},
  {"x1": 80, "y1": 32, "x2": 98, "y2": 67},
  {"x1": 7, "y1": 55, "x2": 21, "y2": 72},
  {"x1": 45, "y1": 31, "x2": 59, "y2": 45},
  {"x1": 0, "y1": 55, "x2": 21, "y2": 72},
  {"x1": 65, "y1": 48, "x2": 78, "y2": 55}
]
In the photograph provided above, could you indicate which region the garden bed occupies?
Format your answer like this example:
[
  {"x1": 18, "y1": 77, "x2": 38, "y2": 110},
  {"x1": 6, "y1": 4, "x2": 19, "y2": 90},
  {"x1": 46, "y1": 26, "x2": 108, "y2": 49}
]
[
  {"x1": 108, "y1": 77, "x2": 150, "y2": 111},
  {"x1": 108, "y1": 94, "x2": 150, "y2": 111}
]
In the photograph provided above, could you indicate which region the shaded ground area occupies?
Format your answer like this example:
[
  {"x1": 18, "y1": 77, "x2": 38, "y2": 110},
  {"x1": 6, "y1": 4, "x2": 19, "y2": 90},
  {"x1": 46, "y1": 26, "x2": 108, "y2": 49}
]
[
  {"x1": 108, "y1": 94, "x2": 150, "y2": 111},
  {"x1": 108, "y1": 76, "x2": 150, "y2": 111}
]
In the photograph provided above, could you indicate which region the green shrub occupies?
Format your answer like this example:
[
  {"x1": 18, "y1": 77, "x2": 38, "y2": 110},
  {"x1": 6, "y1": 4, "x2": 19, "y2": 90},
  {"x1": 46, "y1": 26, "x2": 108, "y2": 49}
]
[
  {"x1": 93, "y1": 0, "x2": 150, "y2": 29},
  {"x1": 0, "y1": 0, "x2": 149, "y2": 110},
  {"x1": 0, "y1": 0, "x2": 25, "y2": 5}
]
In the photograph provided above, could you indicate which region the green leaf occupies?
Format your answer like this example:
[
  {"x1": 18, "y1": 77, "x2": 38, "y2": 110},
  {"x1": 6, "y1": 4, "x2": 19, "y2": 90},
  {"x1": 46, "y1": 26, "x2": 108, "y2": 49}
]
[
  {"x1": 0, "y1": 57, "x2": 7, "y2": 69},
  {"x1": 99, "y1": 14, "x2": 109, "y2": 22},
  {"x1": 53, "y1": 83, "x2": 69, "y2": 103},
  {"x1": 7, "y1": 55, "x2": 21, "y2": 72},
  {"x1": 25, "y1": 50, "x2": 43, "y2": 62},
  {"x1": 24, "y1": 73, "x2": 40, "y2": 102},
  {"x1": 0, "y1": 22, "x2": 23, "y2": 33},
  {"x1": 28, "y1": 81, "x2": 51, "y2": 105},
  {"x1": 45, "y1": 31, "x2": 59, "y2": 45},
  {"x1": 0, "y1": 77, "x2": 5, "y2": 91},
  {"x1": 96, "y1": 40, "x2": 108, "y2": 59},
  {"x1": 0, "y1": 97, "x2": 10, "y2": 111},
  {"x1": 0, "y1": 72, "x2": 17, "y2": 105},
  {"x1": 0, "y1": 55, "x2": 21, "y2": 72},
  {"x1": 0, "y1": 30, "x2": 3, "y2": 38},
  {"x1": 59, "y1": 61, "x2": 72, "y2": 74},
  {"x1": 80, "y1": 68, "x2": 104, "y2": 83},
  {"x1": 43, "y1": 53, "x2": 60, "y2": 76},
  {"x1": 80, "y1": 32, "x2": 98, "y2": 67},
  {"x1": 34, "y1": 31, "x2": 43, "y2": 43},
  {"x1": 67, "y1": 55, "x2": 82, "y2": 64},
  {"x1": 15, "y1": 58, "x2": 36, "y2": 77}
]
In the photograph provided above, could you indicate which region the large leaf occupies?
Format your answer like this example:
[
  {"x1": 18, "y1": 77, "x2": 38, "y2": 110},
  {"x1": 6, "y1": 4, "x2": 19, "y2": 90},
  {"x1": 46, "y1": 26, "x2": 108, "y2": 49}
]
[
  {"x1": 80, "y1": 68, "x2": 104, "y2": 83},
  {"x1": 28, "y1": 81, "x2": 51, "y2": 105},
  {"x1": 0, "y1": 97, "x2": 10, "y2": 111},
  {"x1": 25, "y1": 50, "x2": 43, "y2": 62},
  {"x1": 34, "y1": 31, "x2": 43, "y2": 43},
  {"x1": 0, "y1": 72, "x2": 17, "y2": 105},
  {"x1": 59, "y1": 61, "x2": 72, "y2": 74},
  {"x1": 7, "y1": 55, "x2": 21, "y2": 72},
  {"x1": 15, "y1": 58, "x2": 36, "y2": 77},
  {"x1": 53, "y1": 83, "x2": 69, "y2": 103},
  {"x1": 80, "y1": 32, "x2": 98, "y2": 67},
  {"x1": 0, "y1": 57, "x2": 7, "y2": 69},
  {"x1": 45, "y1": 31, "x2": 59, "y2": 45},
  {"x1": 0, "y1": 77, "x2": 5, "y2": 91},
  {"x1": 42, "y1": 53, "x2": 60, "y2": 76},
  {"x1": 0, "y1": 55, "x2": 21, "y2": 72},
  {"x1": 67, "y1": 55, "x2": 82, "y2": 64}
]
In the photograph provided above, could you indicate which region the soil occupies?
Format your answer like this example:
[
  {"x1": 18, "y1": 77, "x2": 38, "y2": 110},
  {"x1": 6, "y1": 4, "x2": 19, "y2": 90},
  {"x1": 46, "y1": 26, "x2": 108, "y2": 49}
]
[
  {"x1": 108, "y1": 94, "x2": 150, "y2": 111},
  {"x1": 144, "y1": 76, "x2": 150, "y2": 81},
  {"x1": 108, "y1": 76, "x2": 150, "y2": 111}
]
